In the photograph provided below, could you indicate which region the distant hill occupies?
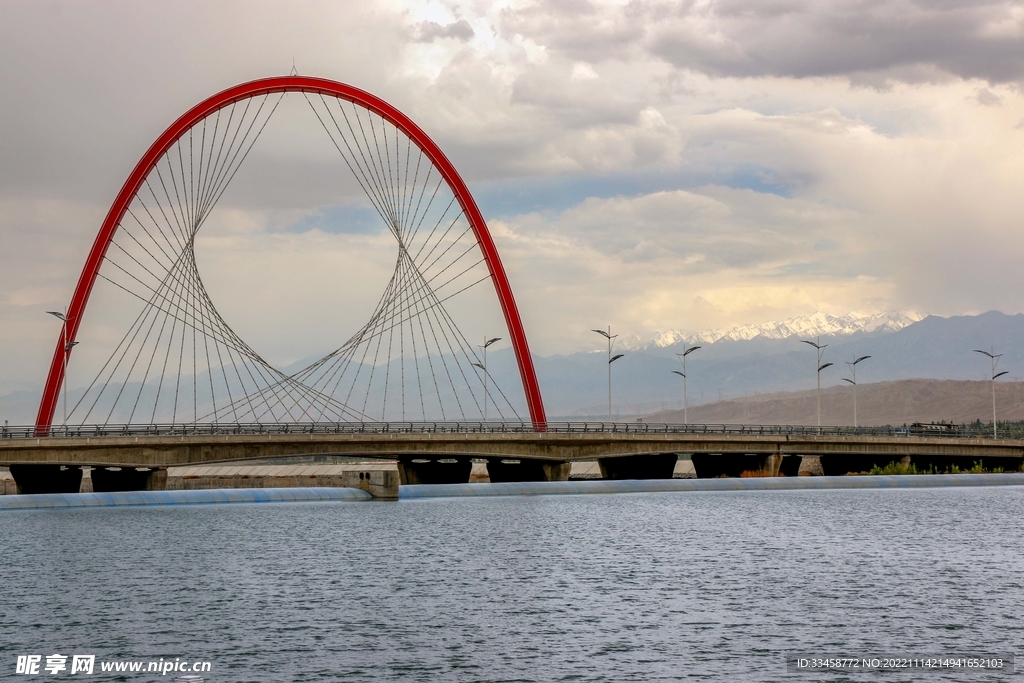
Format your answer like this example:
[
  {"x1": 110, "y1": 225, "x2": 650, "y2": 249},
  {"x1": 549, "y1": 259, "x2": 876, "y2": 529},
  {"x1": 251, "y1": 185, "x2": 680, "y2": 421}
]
[
  {"x1": 0, "y1": 390, "x2": 38, "y2": 426},
  {"x1": 645, "y1": 379, "x2": 1024, "y2": 427},
  {"x1": 530, "y1": 311, "x2": 1024, "y2": 416}
]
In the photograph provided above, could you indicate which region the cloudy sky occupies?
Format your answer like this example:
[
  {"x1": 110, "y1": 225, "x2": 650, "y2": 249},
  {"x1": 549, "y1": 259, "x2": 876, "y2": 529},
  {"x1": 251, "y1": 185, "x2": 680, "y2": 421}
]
[{"x1": 2, "y1": 0, "x2": 1023, "y2": 396}]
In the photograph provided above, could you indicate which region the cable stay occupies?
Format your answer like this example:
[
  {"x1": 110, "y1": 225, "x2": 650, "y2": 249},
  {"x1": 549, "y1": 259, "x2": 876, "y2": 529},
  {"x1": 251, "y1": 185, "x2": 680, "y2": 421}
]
[{"x1": 63, "y1": 89, "x2": 524, "y2": 427}]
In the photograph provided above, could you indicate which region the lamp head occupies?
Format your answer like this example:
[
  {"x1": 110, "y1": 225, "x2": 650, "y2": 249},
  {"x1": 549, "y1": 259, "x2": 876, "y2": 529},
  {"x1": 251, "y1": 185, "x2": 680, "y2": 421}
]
[{"x1": 609, "y1": 354, "x2": 624, "y2": 364}]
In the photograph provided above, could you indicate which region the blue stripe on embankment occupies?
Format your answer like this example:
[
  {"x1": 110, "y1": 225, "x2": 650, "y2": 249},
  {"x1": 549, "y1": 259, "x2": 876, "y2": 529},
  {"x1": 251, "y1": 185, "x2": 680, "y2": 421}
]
[
  {"x1": 399, "y1": 473, "x2": 1024, "y2": 499},
  {"x1": 0, "y1": 487, "x2": 372, "y2": 510}
]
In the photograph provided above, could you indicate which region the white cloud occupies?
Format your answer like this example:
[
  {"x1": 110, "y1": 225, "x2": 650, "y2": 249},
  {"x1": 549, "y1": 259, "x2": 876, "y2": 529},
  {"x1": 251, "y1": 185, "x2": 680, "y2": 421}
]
[
  {"x1": 491, "y1": 185, "x2": 897, "y2": 353},
  {"x1": 2, "y1": 0, "x2": 1024, "y2": 400},
  {"x1": 571, "y1": 62, "x2": 599, "y2": 81}
]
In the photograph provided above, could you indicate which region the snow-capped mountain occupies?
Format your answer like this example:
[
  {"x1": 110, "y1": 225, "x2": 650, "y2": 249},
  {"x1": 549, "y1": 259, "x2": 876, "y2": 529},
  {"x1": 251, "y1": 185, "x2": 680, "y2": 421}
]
[{"x1": 618, "y1": 311, "x2": 923, "y2": 350}]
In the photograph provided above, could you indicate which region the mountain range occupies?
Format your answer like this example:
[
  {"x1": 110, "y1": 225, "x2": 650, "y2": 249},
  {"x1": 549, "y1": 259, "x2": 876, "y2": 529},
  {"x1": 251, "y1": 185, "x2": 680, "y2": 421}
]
[
  {"x1": 528, "y1": 310, "x2": 1024, "y2": 417},
  {"x1": 3, "y1": 310, "x2": 1024, "y2": 424},
  {"x1": 617, "y1": 311, "x2": 922, "y2": 349}
]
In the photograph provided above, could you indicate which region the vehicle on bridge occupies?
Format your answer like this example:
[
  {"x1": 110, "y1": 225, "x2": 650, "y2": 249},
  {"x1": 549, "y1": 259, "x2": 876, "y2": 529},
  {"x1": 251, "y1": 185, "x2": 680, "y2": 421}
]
[{"x1": 909, "y1": 422, "x2": 961, "y2": 436}]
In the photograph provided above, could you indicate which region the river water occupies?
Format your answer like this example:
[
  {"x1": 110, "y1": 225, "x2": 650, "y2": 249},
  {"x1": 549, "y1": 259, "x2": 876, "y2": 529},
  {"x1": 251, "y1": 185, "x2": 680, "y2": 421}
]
[{"x1": 3, "y1": 486, "x2": 1022, "y2": 682}]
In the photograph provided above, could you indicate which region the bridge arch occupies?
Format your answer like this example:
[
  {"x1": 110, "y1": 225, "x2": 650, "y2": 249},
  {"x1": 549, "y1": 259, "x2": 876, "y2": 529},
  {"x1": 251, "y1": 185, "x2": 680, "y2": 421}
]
[{"x1": 37, "y1": 76, "x2": 547, "y2": 430}]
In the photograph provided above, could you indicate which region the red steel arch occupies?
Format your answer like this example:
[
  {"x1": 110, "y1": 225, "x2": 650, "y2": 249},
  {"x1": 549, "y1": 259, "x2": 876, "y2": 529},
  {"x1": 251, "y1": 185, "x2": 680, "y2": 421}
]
[{"x1": 37, "y1": 76, "x2": 547, "y2": 430}]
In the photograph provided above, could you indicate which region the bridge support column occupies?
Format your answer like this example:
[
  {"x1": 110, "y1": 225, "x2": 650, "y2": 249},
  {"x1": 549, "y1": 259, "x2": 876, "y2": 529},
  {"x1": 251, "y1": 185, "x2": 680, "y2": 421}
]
[
  {"x1": 485, "y1": 458, "x2": 571, "y2": 483},
  {"x1": 91, "y1": 467, "x2": 167, "y2": 492},
  {"x1": 597, "y1": 453, "x2": 678, "y2": 480},
  {"x1": 397, "y1": 457, "x2": 473, "y2": 485},
  {"x1": 691, "y1": 453, "x2": 784, "y2": 478},
  {"x1": 10, "y1": 465, "x2": 84, "y2": 494},
  {"x1": 342, "y1": 469, "x2": 399, "y2": 499},
  {"x1": 797, "y1": 455, "x2": 824, "y2": 476}
]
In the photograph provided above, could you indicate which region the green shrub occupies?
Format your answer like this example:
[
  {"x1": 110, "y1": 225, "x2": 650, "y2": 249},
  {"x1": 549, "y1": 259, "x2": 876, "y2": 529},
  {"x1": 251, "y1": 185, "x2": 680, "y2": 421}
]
[
  {"x1": 870, "y1": 461, "x2": 918, "y2": 475},
  {"x1": 869, "y1": 459, "x2": 1015, "y2": 475}
]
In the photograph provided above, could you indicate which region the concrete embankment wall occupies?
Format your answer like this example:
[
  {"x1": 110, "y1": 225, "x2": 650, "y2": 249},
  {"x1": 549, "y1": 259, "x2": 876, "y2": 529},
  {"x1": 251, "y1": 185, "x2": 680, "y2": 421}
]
[
  {"x1": 0, "y1": 487, "x2": 372, "y2": 510},
  {"x1": 165, "y1": 463, "x2": 397, "y2": 490},
  {"x1": 400, "y1": 473, "x2": 1024, "y2": 498},
  {"x1": 3, "y1": 473, "x2": 1022, "y2": 510},
  {"x1": 165, "y1": 461, "x2": 695, "y2": 487},
  {"x1": 0, "y1": 461, "x2": 698, "y2": 495},
  {"x1": 0, "y1": 464, "x2": 396, "y2": 494}
]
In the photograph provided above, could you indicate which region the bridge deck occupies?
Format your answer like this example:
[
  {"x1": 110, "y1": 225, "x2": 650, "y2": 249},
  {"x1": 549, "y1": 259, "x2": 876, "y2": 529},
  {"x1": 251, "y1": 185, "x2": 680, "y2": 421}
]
[{"x1": 2, "y1": 430, "x2": 1023, "y2": 468}]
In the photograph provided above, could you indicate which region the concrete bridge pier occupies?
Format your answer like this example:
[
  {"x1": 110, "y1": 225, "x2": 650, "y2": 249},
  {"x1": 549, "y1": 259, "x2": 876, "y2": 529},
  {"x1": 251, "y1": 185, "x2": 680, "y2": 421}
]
[
  {"x1": 691, "y1": 453, "x2": 788, "y2": 478},
  {"x1": 797, "y1": 455, "x2": 825, "y2": 476},
  {"x1": 397, "y1": 457, "x2": 473, "y2": 485},
  {"x1": 9, "y1": 465, "x2": 84, "y2": 494},
  {"x1": 90, "y1": 467, "x2": 168, "y2": 492},
  {"x1": 485, "y1": 458, "x2": 571, "y2": 482},
  {"x1": 597, "y1": 453, "x2": 678, "y2": 480},
  {"x1": 342, "y1": 469, "x2": 400, "y2": 499}
]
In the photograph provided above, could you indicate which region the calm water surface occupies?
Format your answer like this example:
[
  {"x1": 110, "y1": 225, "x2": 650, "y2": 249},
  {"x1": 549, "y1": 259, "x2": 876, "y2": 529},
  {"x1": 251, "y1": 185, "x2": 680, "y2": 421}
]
[{"x1": 3, "y1": 487, "x2": 1022, "y2": 682}]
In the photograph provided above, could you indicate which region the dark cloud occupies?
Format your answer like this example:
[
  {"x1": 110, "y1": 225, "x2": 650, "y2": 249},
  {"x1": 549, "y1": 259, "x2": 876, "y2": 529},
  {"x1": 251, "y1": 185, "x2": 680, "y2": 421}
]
[
  {"x1": 974, "y1": 87, "x2": 1004, "y2": 105},
  {"x1": 501, "y1": 0, "x2": 647, "y2": 61},
  {"x1": 416, "y1": 19, "x2": 475, "y2": 43},
  {"x1": 0, "y1": 1, "x2": 410, "y2": 203},
  {"x1": 504, "y1": 0, "x2": 1024, "y2": 84}
]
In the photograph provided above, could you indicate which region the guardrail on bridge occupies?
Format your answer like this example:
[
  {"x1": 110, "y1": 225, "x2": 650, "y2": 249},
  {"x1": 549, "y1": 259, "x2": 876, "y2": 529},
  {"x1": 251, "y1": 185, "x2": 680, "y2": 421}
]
[{"x1": 0, "y1": 421, "x2": 1005, "y2": 440}]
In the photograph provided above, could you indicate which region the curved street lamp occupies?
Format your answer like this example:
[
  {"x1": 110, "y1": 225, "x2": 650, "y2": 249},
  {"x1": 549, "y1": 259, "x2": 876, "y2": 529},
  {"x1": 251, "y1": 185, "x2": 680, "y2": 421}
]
[
  {"x1": 592, "y1": 326, "x2": 622, "y2": 420},
  {"x1": 671, "y1": 345, "x2": 701, "y2": 425},
  {"x1": 840, "y1": 355, "x2": 871, "y2": 428},
  {"x1": 473, "y1": 336, "x2": 502, "y2": 421},
  {"x1": 608, "y1": 353, "x2": 624, "y2": 419},
  {"x1": 974, "y1": 348, "x2": 1008, "y2": 438},
  {"x1": 801, "y1": 336, "x2": 831, "y2": 434},
  {"x1": 47, "y1": 309, "x2": 79, "y2": 428}
]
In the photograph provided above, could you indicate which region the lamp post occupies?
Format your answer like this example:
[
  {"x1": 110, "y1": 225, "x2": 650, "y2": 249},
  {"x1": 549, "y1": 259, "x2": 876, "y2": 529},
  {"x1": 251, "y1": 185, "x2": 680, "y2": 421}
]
[
  {"x1": 46, "y1": 309, "x2": 78, "y2": 427},
  {"x1": 840, "y1": 355, "x2": 871, "y2": 428},
  {"x1": 801, "y1": 336, "x2": 832, "y2": 434},
  {"x1": 592, "y1": 326, "x2": 623, "y2": 420},
  {"x1": 471, "y1": 336, "x2": 501, "y2": 421},
  {"x1": 973, "y1": 348, "x2": 1008, "y2": 438},
  {"x1": 671, "y1": 345, "x2": 701, "y2": 424}
]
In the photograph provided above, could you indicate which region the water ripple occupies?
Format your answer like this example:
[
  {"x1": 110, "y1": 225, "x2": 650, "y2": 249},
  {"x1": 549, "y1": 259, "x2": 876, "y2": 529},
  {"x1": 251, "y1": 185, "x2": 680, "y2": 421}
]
[{"x1": 2, "y1": 487, "x2": 1022, "y2": 681}]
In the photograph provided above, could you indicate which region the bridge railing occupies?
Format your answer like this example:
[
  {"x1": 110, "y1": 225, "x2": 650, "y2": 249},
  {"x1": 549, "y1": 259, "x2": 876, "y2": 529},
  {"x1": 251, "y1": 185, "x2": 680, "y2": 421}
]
[{"x1": 0, "y1": 421, "x2": 1011, "y2": 440}]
